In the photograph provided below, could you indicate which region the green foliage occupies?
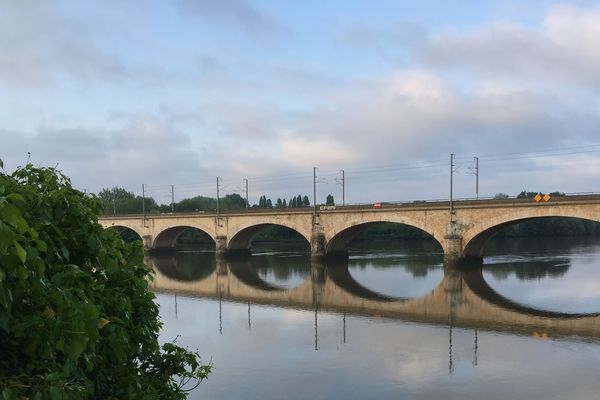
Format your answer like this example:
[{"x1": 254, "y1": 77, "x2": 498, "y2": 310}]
[
  {"x1": 326, "y1": 194, "x2": 334, "y2": 206},
  {"x1": 253, "y1": 225, "x2": 309, "y2": 243},
  {"x1": 221, "y1": 193, "x2": 247, "y2": 210},
  {"x1": 495, "y1": 217, "x2": 600, "y2": 237},
  {"x1": 0, "y1": 166, "x2": 210, "y2": 399},
  {"x1": 98, "y1": 187, "x2": 160, "y2": 214},
  {"x1": 516, "y1": 190, "x2": 541, "y2": 199},
  {"x1": 286, "y1": 194, "x2": 310, "y2": 208},
  {"x1": 493, "y1": 193, "x2": 510, "y2": 199},
  {"x1": 302, "y1": 196, "x2": 310, "y2": 206},
  {"x1": 173, "y1": 229, "x2": 215, "y2": 249},
  {"x1": 351, "y1": 222, "x2": 433, "y2": 241},
  {"x1": 176, "y1": 195, "x2": 216, "y2": 212}
]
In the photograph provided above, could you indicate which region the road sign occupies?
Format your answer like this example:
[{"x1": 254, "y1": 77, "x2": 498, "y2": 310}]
[
  {"x1": 534, "y1": 194, "x2": 542, "y2": 202},
  {"x1": 543, "y1": 194, "x2": 551, "y2": 202}
]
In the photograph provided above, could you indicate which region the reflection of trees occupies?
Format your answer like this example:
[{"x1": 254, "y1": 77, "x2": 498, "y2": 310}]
[
  {"x1": 350, "y1": 256, "x2": 443, "y2": 277},
  {"x1": 149, "y1": 252, "x2": 216, "y2": 282},
  {"x1": 482, "y1": 236, "x2": 596, "y2": 281},
  {"x1": 485, "y1": 236, "x2": 600, "y2": 258},
  {"x1": 483, "y1": 259, "x2": 570, "y2": 281},
  {"x1": 349, "y1": 239, "x2": 443, "y2": 278},
  {"x1": 251, "y1": 253, "x2": 311, "y2": 281}
]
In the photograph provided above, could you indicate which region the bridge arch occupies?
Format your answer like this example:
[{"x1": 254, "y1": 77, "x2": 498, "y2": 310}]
[
  {"x1": 153, "y1": 226, "x2": 216, "y2": 250},
  {"x1": 150, "y1": 252, "x2": 216, "y2": 282},
  {"x1": 463, "y1": 214, "x2": 600, "y2": 259},
  {"x1": 227, "y1": 222, "x2": 311, "y2": 252},
  {"x1": 104, "y1": 224, "x2": 144, "y2": 243},
  {"x1": 325, "y1": 219, "x2": 444, "y2": 256}
]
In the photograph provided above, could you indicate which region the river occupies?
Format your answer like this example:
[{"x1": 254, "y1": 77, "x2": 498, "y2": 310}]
[{"x1": 148, "y1": 236, "x2": 600, "y2": 399}]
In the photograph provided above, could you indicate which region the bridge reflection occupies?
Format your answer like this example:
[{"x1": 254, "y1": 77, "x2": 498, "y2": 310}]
[{"x1": 147, "y1": 255, "x2": 600, "y2": 339}]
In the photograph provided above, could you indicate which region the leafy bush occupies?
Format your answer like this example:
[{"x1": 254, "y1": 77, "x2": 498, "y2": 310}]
[{"x1": 0, "y1": 166, "x2": 210, "y2": 399}]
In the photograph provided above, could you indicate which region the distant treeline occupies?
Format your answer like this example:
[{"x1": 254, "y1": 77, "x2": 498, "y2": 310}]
[
  {"x1": 494, "y1": 217, "x2": 600, "y2": 237},
  {"x1": 97, "y1": 187, "x2": 333, "y2": 214}
]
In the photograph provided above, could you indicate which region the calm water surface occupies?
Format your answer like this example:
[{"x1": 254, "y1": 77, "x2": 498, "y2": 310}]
[{"x1": 150, "y1": 237, "x2": 600, "y2": 400}]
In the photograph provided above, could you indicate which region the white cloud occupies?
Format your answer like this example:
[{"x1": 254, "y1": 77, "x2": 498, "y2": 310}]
[
  {"x1": 0, "y1": 115, "x2": 204, "y2": 197},
  {"x1": 279, "y1": 136, "x2": 359, "y2": 168},
  {"x1": 421, "y1": 4, "x2": 600, "y2": 88}
]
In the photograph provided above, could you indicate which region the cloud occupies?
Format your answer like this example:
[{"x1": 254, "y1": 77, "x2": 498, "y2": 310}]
[
  {"x1": 0, "y1": 115, "x2": 204, "y2": 197},
  {"x1": 337, "y1": 20, "x2": 427, "y2": 63},
  {"x1": 0, "y1": 1, "x2": 128, "y2": 88},
  {"x1": 420, "y1": 4, "x2": 600, "y2": 88},
  {"x1": 279, "y1": 136, "x2": 359, "y2": 168},
  {"x1": 3, "y1": 2, "x2": 600, "y2": 203},
  {"x1": 177, "y1": 0, "x2": 288, "y2": 39}
]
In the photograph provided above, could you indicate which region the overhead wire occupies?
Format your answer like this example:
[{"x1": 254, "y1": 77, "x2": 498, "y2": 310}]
[{"x1": 104, "y1": 143, "x2": 600, "y2": 204}]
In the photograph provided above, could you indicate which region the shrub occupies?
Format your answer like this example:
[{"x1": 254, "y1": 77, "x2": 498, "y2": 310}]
[{"x1": 0, "y1": 165, "x2": 210, "y2": 399}]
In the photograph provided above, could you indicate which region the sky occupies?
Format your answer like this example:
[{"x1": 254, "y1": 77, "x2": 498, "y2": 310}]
[{"x1": 2, "y1": 0, "x2": 600, "y2": 205}]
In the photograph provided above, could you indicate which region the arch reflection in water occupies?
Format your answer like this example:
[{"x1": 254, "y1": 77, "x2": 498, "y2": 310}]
[
  {"x1": 148, "y1": 252, "x2": 216, "y2": 282},
  {"x1": 482, "y1": 236, "x2": 600, "y2": 313},
  {"x1": 348, "y1": 239, "x2": 444, "y2": 298},
  {"x1": 147, "y1": 255, "x2": 600, "y2": 339}
]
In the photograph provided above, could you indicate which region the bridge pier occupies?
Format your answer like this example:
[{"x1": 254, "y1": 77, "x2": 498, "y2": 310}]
[
  {"x1": 443, "y1": 222, "x2": 483, "y2": 267},
  {"x1": 215, "y1": 235, "x2": 252, "y2": 258},
  {"x1": 142, "y1": 235, "x2": 153, "y2": 252},
  {"x1": 310, "y1": 226, "x2": 326, "y2": 259},
  {"x1": 310, "y1": 228, "x2": 349, "y2": 260}
]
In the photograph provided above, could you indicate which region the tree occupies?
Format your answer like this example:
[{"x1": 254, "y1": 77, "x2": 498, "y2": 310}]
[
  {"x1": 0, "y1": 166, "x2": 210, "y2": 398},
  {"x1": 296, "y1": 195, "x2": 303, "y2": 208},
  {"x1": 221, "y1": 193, "x2": 247, "y2": 210},
  {"x1": 326, "y1": 194, "x2": 334, "y2": 206},
  {"x1": 494, "y1": 193, "x2": 510, "y2": 199},
  {"x1": 302, "y1": 195, "x2": 310, "y2": 206},
  {"x1": 516, "y1": 191, "x2": 540, "y2": 199},
  {"x1": 97, "y1": 187, "x2": 159, "y2": 215}
]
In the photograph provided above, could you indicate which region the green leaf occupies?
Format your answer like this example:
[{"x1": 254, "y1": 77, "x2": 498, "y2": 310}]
[
  {"x1": 0, "y1": 204, "x2": 23, "y2": 229},
  {"x1": 13, "y1": 240, "x2": 26, "y2": 263},
  {"x1": 66, "y1": 333, "x2": 88, "y2": 361},
  {"x1": 36, "y1": 239, "x2": 47, "y2": 252},
  {"x1": 0, "y1": 222, "x2": 16, "y2": 253},
  {"x1": 5, "y1": 193, "x2": 23, "y2": 202}
]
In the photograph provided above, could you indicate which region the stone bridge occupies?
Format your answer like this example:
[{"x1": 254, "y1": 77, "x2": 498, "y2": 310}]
[
  {"x1": 148, "y1": 256, "x2": 600, "y2": 339},
  {"x1": 98, "y1": 195, "x2": 600, "y2": 263}
]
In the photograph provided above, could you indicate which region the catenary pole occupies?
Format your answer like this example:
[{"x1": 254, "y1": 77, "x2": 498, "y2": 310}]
[
  {"x1": 216, "y1": 177, "x2": 220, "y2": 216},
  {"x1": 475, "y1": 156, "x2": 479, "y2": 200},
  {"x1": 171, "y1": 185, "x2": 175, "y2": 212},
  {"x1": 244, "y1": 178, "x2": 249, "y2": 209},
  {"x1": 449, "y1": 154, "x2": 454, "y2": 222}
]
